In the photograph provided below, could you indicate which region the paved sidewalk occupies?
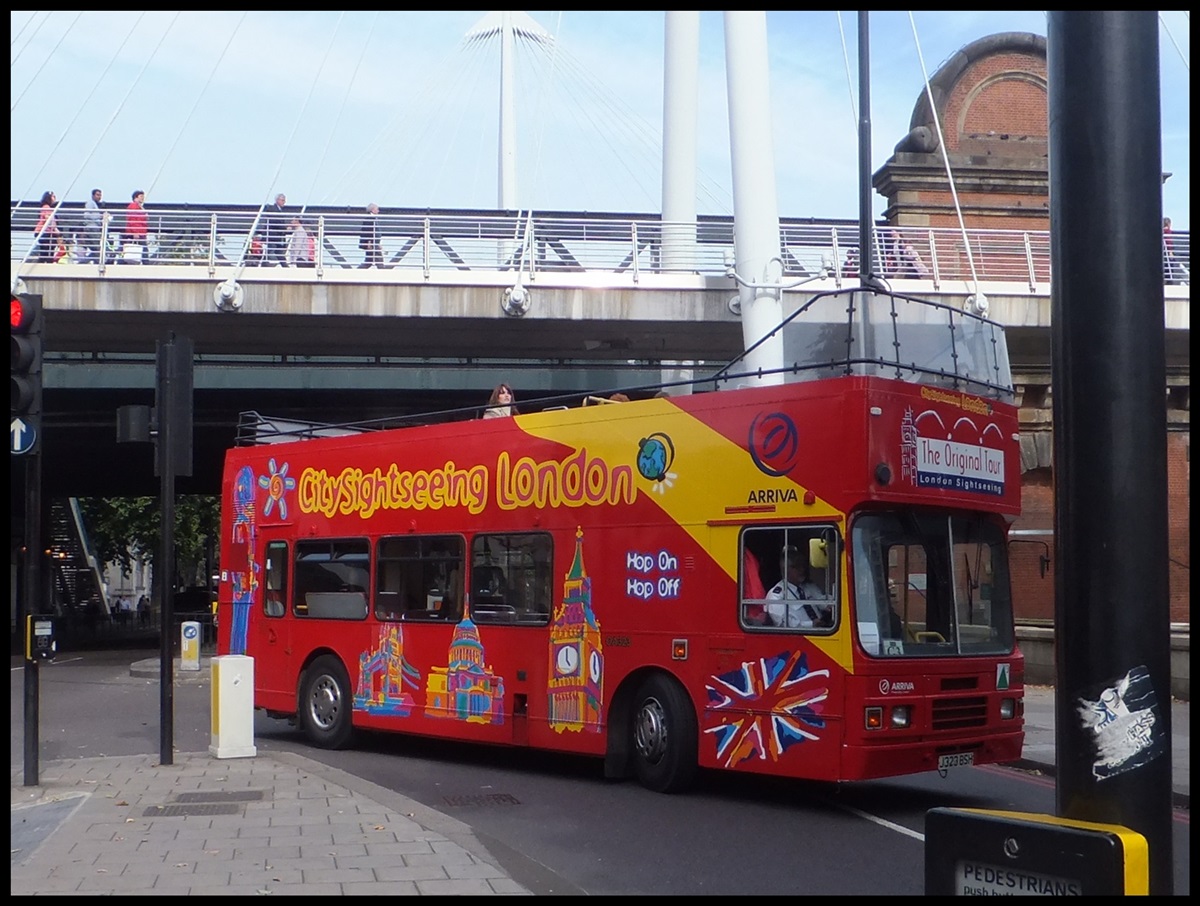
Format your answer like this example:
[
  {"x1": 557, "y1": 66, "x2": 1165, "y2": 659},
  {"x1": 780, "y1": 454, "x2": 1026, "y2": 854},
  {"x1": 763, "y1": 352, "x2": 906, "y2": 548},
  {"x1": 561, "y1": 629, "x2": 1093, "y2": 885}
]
[
  {"x1": 11, "y1": 671, "x2": 1186, "y2": 896},
  {"x1": 11, "y1": 749, "x2": 531, "y2": 895}
]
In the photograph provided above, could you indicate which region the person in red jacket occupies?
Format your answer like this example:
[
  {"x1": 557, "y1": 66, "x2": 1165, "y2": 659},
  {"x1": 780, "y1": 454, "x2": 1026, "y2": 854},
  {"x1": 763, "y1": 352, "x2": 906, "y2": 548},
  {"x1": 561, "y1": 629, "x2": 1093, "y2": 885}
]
[{"x1": 123, "y1": 189, "x2": 148, "y2": 263}]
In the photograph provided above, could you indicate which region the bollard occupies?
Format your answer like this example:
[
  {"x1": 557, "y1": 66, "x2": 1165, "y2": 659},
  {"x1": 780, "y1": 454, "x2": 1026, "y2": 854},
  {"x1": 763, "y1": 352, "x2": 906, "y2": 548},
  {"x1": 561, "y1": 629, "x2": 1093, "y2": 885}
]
[
  {"x1": 180, "y1": 620, "x2": 201, "y2": 671},
  {"x1": 209, "y1": 655, "x2": 257, "y2": 758}
]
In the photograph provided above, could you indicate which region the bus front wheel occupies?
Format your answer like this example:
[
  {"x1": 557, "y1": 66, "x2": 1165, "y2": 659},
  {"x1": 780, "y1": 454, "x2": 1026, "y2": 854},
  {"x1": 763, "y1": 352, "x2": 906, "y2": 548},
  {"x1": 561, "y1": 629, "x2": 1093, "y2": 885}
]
[
  {"x1": 299, "y1": 655, "x2": 354, "y2": 749},
  {"x1": 631, "y1": 674, "x2": 698, "y2": 793}
]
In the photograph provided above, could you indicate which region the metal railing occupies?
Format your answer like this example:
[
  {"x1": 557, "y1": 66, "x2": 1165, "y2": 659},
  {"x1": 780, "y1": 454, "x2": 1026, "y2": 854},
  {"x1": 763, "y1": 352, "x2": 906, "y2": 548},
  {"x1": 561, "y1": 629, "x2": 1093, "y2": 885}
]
[{"x1": 9, "y1": 204, "x2": 1190, "y2": 290}]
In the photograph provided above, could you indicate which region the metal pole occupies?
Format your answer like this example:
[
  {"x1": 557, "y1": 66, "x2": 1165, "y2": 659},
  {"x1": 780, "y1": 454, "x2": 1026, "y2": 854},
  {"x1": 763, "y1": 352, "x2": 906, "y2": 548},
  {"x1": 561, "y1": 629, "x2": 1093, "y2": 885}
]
[
  {"x1": 857, "y1": 10, "x2": 877, "y2": 286},
  {"x1": 1047, "y1": 11, "x2": 1172, "y2": 894},
  {"x1": 22, "y1": 450, "x2": 43, "y2": 786},
  {"x1": 157, "y1": 336, "x2": 177, "y2": 766}
]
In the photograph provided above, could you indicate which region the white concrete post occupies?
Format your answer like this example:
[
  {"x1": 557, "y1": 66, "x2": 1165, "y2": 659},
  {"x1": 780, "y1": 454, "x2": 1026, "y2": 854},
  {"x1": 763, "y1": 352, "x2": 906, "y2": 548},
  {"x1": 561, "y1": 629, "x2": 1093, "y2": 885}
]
[
  {"x1": 724, "y1": 11, "x2": 784, "y2": 383},
  {"x1": 662, "y1": 11, "x2": 700, "y2": 272},
  {"x1": 499, "y1": 10, "x2": 518, "y2": 212}
]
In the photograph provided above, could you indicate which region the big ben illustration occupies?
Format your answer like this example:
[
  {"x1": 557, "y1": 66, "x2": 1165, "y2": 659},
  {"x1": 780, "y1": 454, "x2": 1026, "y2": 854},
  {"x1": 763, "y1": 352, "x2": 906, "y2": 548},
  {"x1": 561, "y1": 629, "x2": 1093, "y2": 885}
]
[{"x1": 548, "y1": 527, "x2": 604, "y2": 733}]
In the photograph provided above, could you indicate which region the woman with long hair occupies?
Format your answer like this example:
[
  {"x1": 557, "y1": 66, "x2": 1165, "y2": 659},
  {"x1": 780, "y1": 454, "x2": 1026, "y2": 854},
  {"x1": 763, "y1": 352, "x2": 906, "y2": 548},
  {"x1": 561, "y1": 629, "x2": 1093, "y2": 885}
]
[
  {"x1": 35, "y1": 191, "x2": 60, "y2": 263},
  {"x1": 483, "y1": 383, "x2": 518, "y2": 419}
]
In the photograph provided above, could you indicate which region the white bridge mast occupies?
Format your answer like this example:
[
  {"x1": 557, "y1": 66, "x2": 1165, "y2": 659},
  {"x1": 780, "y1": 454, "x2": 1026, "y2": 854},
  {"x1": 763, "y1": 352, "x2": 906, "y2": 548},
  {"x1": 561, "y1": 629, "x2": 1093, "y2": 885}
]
[{"x1": 465, "y1": 11, "x2": 553, "y2": 211}]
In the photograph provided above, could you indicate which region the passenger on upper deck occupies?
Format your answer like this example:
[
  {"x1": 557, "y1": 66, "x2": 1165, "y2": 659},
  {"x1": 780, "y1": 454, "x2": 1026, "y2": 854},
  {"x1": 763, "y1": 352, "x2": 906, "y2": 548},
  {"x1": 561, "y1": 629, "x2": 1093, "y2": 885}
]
[{"x1": 483, "y1": 383, "x2": 518, "y2": 419}]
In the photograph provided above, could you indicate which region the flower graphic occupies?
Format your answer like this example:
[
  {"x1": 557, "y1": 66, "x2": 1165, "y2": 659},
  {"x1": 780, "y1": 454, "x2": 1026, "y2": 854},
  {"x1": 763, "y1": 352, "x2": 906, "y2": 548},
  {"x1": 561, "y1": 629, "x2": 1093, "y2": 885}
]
[{"x1": 258, "y1": 458, "x2": 296, "y2": 519}]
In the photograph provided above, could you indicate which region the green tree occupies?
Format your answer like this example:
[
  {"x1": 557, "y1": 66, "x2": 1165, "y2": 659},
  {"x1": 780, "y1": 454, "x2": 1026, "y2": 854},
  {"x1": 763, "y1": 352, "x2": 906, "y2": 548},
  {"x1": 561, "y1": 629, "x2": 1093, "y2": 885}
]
[{"x1": 76, "y1": 495, "x2": 220, "y2": 592}]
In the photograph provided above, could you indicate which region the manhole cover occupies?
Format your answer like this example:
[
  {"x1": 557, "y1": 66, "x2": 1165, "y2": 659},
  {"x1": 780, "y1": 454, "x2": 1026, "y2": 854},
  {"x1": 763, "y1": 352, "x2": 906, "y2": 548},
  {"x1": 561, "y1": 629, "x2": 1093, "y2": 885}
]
[
  {"x1": 174, "y1": 790, "x2": 265, "y2": 803},
  {"x1": 442, "y1": 793, "x2": 521, "y2": 807},
  {"x1": 143, "y1": 803, "x2": 242, "y2": 817}
]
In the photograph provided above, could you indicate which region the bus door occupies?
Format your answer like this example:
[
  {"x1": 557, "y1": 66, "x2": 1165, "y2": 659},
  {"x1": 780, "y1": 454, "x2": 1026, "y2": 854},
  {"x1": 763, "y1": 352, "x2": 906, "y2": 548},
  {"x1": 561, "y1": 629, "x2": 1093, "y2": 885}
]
[
  {"x1": 253, "y1": 537, "x2": 292, "y2": 701},
  {"x1": 467, "y1": 531, "x2": 556, "y2": 743}
]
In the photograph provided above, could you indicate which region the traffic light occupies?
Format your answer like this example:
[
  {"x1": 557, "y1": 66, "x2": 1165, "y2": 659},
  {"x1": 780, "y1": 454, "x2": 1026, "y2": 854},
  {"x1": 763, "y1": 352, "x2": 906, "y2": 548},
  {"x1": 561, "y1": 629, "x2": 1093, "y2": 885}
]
[{"x1": 11, "y1": 292, "x2": 43, "y2": 454}]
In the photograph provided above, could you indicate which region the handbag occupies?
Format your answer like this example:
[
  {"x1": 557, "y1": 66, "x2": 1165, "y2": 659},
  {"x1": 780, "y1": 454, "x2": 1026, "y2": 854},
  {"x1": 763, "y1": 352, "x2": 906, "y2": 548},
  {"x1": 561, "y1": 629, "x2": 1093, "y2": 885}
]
[{"x1": 122, "y1": 243, "x2": 143, "y2": 263}]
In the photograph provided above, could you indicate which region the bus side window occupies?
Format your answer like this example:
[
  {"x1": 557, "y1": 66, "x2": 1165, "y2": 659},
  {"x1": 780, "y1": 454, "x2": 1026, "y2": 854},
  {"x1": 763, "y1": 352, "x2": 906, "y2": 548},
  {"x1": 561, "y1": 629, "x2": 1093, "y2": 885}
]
[
  {"x1": 374, "y1": 558, "x2": 404, "y2": 622},
  {"x1": 293, "y1": 538, "x2": 369, "y2": 618},
  {"x1": 470, "y1": 532, "x2": 553, "y2": 625},
  {"x1": 376, "y1": 534, "x2": 466, "y2": 621}
]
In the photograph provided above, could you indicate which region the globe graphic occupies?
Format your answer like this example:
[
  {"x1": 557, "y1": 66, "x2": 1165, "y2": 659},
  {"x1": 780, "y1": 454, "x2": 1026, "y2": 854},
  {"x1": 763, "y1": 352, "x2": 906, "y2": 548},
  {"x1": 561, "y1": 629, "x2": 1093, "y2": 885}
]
[{"x1": 638, "y1": 438, "x2": 668, "y2": 481}]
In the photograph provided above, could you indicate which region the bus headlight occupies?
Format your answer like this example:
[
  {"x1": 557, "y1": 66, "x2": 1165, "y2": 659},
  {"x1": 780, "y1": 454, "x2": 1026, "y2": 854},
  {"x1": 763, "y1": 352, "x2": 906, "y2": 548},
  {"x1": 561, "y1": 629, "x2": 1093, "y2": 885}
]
[
  {"x1": 890, "y1": 705, "x2": 911, "y2": 729},
  {"x1": 1000, "y1": 697, "x2": 1016, "y2": 720},
  {"x1": 865, "y1": 706, "x2": 883, "y2": 730}
]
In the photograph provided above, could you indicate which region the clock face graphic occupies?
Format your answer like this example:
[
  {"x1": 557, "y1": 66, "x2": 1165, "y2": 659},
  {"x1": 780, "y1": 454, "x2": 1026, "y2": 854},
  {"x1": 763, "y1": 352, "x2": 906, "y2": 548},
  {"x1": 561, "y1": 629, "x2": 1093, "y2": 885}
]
[
  {"x1": 589, "y1": 650, "x2": 601, "y2": 682},
  {"x1": 556, "y1": 645, "x2": 580, "y2": 676}
]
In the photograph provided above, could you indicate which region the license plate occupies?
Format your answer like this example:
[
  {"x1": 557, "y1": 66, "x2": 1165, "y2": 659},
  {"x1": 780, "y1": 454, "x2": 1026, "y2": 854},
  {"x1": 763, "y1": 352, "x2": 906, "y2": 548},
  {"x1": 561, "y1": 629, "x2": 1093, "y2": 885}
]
[{"x1": 938, "y1": 752, "x2": 975, "y2": 770}]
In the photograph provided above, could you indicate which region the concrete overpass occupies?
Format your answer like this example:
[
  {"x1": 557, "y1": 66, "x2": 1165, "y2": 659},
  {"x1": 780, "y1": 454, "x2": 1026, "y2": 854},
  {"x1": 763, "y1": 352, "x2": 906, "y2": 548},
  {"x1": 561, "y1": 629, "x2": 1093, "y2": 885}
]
[{"x1": 9, "y1": 207, "x2": 1191, "y2": 497}]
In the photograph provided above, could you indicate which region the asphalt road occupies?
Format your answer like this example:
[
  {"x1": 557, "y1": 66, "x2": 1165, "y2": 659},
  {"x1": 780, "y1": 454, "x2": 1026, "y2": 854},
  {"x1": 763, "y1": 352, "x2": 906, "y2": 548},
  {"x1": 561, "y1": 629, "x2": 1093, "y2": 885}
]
[{"x1": 12, "y1": 651, "x2": 1191, "y2": 895}]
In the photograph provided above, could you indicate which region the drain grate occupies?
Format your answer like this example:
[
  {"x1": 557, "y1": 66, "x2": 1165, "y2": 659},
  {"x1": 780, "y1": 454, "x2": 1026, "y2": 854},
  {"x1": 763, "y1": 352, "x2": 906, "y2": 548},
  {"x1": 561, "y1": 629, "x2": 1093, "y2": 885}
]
[
  {"x1": 143, "y1": 803, "x2": 242, "y2": 818},
  {"x1": 174, "y1": 790, "x2": 265, "y2": 803},
  {"x1": 442, "y1": 792, "x2": 521, "y2": 807}
]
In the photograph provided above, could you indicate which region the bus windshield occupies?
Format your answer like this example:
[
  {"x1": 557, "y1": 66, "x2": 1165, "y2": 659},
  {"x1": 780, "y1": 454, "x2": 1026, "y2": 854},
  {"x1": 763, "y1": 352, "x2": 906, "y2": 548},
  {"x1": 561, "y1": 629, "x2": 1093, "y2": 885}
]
[{"x1": 852, "y1": 511, "x2": 1014, "y2": 658}]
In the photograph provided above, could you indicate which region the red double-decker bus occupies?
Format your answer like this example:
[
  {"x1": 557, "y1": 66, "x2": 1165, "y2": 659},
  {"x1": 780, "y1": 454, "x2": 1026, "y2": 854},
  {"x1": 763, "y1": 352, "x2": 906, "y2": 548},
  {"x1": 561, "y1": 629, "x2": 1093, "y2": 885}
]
[{"x1": 216, "y1": 287, "x2": 1024, "y2": 792}]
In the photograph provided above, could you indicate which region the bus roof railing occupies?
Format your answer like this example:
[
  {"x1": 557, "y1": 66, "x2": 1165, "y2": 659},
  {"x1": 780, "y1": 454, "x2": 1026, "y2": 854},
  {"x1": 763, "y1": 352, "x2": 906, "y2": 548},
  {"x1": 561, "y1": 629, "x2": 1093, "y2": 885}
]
[{"x1": 235, "y1": 288, "x2": 1014, "y2": 446}]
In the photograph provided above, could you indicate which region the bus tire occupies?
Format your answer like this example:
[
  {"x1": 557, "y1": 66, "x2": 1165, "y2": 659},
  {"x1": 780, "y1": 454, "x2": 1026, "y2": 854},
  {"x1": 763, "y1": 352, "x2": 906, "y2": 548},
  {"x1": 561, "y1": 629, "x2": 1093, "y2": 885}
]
[
  {"x1": 631, "y1": 674, "x2": 698, "y2": 793},
  {"x1": 299, "y1": 655, "x2": 354, "y2": 749}
]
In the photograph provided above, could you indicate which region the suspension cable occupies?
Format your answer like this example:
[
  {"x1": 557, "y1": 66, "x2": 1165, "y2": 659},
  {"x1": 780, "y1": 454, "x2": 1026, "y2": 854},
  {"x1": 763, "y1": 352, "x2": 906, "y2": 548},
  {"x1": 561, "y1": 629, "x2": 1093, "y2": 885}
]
[
  {"x1": 12, "y1": 12, "x2": 182, "y2": 287},
  {"x1": 836, "y1": 11, "x2": 858, "y2": 124},
  {"x1": 527, "y1": 12, "x2": 565, "y2": 213},
  {"x1": 143, "y1": 12, "x2": 249, "y2": 200},
  {"x1": 907, "y1": 12, "x2": 982, "y2": 300},
  {"x1": 10, "y1": 10, "x2": 51, "y2": 62},
  {"x1": 10, "y1": 10, "x2": 40, "y2": 48},
  {"x1": 321, "y1": 27, "x2": 490, "y2": 205},
  {"x1": 11, "y1": 11, "x2": 84, "y2": 114},
  {"x1": 1160, "y1": 12, "x2": 1190, "y2": 71},
  {"x1": 229, "y1": 12, "x2": 348, "y2": 282},
  {"x1": 301, "y1": 11, "x2": 381, "y2": 211},
  {"x1": 11, "y1": 11, "x2": 147, "y2": 222}
]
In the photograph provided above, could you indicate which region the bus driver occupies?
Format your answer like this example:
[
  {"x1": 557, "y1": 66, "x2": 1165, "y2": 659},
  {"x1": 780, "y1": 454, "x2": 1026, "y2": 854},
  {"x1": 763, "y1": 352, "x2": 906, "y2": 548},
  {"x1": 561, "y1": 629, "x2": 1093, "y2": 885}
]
[{"x1": 766, "y1": 545, "x2": 832, "y2": 628}]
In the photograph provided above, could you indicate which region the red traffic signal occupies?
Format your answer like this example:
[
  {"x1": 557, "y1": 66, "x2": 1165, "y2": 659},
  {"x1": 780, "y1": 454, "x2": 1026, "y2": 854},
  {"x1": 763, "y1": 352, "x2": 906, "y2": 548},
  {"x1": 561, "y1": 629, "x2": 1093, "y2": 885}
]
[
  {"x1": 12, "y1": 292, "x2": 41, "y2": 332},
  {"x1": 11, "y1": 293, "x2": 43, "y2": 436}
]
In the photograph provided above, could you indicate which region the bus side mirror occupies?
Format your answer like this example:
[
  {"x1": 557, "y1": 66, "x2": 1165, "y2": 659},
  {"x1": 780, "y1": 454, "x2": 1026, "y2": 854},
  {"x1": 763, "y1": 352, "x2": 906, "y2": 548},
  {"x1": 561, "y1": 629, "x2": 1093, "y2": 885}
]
[{"x1": 809, "y1": 538, "x2": 828, "y2": 569}]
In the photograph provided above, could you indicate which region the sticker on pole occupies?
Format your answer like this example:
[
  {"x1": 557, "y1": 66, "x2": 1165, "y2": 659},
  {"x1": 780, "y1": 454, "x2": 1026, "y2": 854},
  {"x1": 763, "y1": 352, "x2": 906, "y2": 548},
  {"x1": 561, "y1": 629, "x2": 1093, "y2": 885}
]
[{"x1": 1075, "y1": 665, "x2": 1166, "y2": 781}]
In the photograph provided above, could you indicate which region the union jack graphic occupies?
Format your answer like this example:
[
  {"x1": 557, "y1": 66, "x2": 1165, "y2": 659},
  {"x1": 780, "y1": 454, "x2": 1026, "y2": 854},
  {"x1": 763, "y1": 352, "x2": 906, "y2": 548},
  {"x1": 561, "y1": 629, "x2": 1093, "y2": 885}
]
[{"x1": 703, "y1": 650, "x2": 829, "y2": 768}]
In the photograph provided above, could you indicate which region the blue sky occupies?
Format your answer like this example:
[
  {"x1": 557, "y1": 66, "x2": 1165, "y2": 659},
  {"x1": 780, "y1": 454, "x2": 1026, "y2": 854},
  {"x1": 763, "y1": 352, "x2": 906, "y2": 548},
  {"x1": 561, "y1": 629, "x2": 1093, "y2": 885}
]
[{"x1": 10, "y1": 11, "x2": 1191, "y2": 228}]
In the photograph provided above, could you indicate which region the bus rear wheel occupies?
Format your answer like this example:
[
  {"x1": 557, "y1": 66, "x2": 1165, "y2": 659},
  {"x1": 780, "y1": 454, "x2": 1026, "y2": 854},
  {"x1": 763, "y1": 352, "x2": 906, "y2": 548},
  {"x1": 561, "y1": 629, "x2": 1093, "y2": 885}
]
[
  {"x1": 299, "y1": 655, "x2": 354, "y2": 749},
  {"x1": 631, "y1": 674, "x2": 698, "y2": 793}
]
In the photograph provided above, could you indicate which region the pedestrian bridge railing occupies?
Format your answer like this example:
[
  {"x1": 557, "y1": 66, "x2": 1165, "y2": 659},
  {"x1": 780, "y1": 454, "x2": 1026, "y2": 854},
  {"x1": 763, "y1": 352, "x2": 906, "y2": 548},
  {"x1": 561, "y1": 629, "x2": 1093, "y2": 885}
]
[{"x1": 9, "y1": 204, "x2": 1190, "y2": 292}]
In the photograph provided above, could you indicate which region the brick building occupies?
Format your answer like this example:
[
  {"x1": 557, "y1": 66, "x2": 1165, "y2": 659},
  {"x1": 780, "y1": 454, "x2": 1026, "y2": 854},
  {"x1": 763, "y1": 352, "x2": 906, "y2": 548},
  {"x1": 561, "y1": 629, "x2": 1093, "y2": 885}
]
[{"x1": 871, "y1": 32, "x2": 1189, "y2": 626}]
